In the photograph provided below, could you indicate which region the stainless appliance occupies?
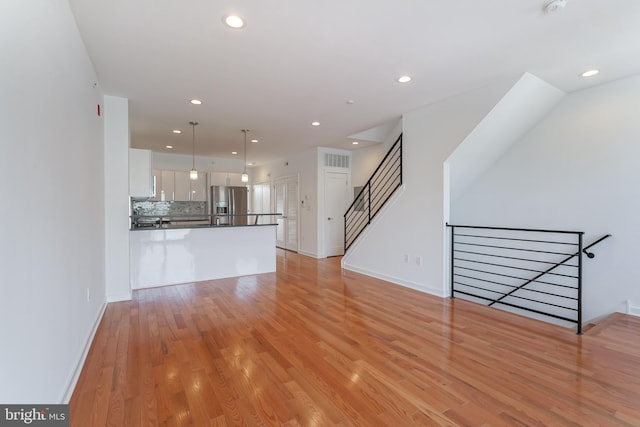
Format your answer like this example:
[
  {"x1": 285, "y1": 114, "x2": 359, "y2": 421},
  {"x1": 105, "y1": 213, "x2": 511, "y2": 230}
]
[{"x1": 210, "y1": 186, "x2": 248, "y2": 225}]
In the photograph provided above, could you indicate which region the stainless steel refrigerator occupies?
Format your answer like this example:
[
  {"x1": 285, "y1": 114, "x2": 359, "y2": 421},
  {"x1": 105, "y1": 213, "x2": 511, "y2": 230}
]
[{"x1": 210, "y1": 186, "x2": 248, "y2": 226}]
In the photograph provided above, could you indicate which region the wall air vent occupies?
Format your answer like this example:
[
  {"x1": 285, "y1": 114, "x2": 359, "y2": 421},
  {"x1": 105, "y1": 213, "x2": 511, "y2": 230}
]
[{"x1": 324, "y1": 153, "x2": 350, "y2": 168}]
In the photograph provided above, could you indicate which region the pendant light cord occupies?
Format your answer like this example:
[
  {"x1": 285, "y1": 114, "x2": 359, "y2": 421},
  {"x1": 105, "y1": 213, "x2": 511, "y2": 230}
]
[
  {"x1": 190, "y1": 121, "x2": 198, "y2": 169},
  {"x1": 242, "y1": 129, "x2": 249, "y2": 174}
]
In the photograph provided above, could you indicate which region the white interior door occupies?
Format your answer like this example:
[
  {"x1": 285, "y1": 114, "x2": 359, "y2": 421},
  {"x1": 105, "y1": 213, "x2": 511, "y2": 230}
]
[
  {"x1": 275, "y1": 177, "x2": 298, "y2": 251},
  {"x1": 251, "y1": 182, "x2": 271, "y2": 224},
  {"x1": 275, "y1": 181, "x2": 285, "y2": 246},
  {"x1": 324, "y1": 171, "x2": 349, "y2": 256},
  {"x1": 286, "y1": 179, "x2": 298, "y2": 252}
]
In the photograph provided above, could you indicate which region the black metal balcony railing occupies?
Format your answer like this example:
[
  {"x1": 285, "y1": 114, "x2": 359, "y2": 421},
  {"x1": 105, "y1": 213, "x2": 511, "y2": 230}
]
[
  {"x1": 447, "y1": 223, "x2": 610, "y2": 335},
  {"x1": 344, "y1": 134, "x2": 402, "y2": 251}
]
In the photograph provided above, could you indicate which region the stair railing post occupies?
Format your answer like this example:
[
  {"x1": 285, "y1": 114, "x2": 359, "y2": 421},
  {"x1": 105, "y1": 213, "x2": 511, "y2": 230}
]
[
  {"x1": 367, "y1": 182, "x2": 371, "y2": 225},
  {"x1": 450, "y1": 225, "x2": 455, "y2": 299},
  {"x1": 577, "y1": 233, "x2": 583, "y2": 335}
]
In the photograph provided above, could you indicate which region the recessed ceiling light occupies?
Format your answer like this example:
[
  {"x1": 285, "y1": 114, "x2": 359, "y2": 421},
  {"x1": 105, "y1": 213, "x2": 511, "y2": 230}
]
[
  {"x1": 172, "y1": 129, "x2": 181, "y2": 134},
  {"x1": 232, "y1": 151, "x2": 238, "y2": 155},
  {"x1": 311, "y1": 121, "x2": 320, "y2": 126},
  {"x1": 251, "y1": 139, "x2": 258, "y2": 143},
  {"x1": 224, "y1": 14, "x2": 245, "y2": 29},
  {"x1": 581, "y1": 69, "x2": 600, "y2": 77},
  {"x1": 352, "y1": 141, "x2": 359, "y2": 145},
  {"x1": 190, "y1": 99, "x2": 202, "y2": 105},
  {"x1": 397, "y1": 75, "x2": 412, "y2": 83},
  {"x1": 346, "y1": 99, "x2": 356, "y2": 105},
  {"x1": 166, "y1": 145, "x2": 173, "y2": 149}
]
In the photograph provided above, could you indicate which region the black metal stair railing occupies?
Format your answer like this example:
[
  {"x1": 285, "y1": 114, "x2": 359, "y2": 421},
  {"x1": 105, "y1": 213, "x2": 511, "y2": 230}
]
[
  {"x1": 447, "y1": 223, "x2": 611, "y2": 334},
  {"x1": 344, "y1": 134, "x2": 402, "y2": 251}
]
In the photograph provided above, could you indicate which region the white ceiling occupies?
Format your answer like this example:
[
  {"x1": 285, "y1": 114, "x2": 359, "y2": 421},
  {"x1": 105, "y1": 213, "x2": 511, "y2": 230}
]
[{"x1": 68, "y1": 0, "x2": 640, "y2": 167}]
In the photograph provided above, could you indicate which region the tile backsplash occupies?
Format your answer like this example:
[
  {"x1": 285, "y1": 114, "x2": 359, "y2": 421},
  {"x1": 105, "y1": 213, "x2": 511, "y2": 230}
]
[{"x1": 132, "y1": 200, "x2": 206, "y2": 217}]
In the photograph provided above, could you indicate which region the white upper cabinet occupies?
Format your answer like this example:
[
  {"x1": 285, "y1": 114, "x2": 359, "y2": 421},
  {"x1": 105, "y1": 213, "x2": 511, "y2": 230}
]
[
  {"x1": 190, "y1": 173, "x2": 207, "y2": 201},
  {"x1": 129, "y1": 149, "x2": 153, "y2": 197},
  {"x1": 160, "y1": 169, "x2": 175, "y2": 200},
  {"x1": 174, "y1": 171, "x2": 191, "y2": 201},
  {"x1": 151, "y1": 169, "x2": 208, "y2": 201},
  {"x1": 210, "y1": 172, "x2": 245, "y2": 187}
]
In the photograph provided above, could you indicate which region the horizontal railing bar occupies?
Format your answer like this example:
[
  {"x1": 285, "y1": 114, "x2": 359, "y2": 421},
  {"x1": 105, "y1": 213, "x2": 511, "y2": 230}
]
[
  {"x1": 507, "y1": 288, "x2": 578, "y2": 302},
  {"x1": 453, "y1": 257, "x2": 579, "y2": 278},
  {"x1": 370, "y1": 187, "x2": 396, "y2": 212},
  {"x1": 454, "y1": 281, "x2": 577, "y2": 304},
  {"x1": 454, "y1": 273, "x2": 578, "y2": 292},
  {"x1": 476, "y1": 289, "x2": 577, "y2": 310},
  {"x1": 453, "y1": 233, "x2": 579, "y2": 246},
  {"x1": 455, "y1": 242, "x2": 576, "y2": 256},
  {"x1": 453, "y1": 281, "x2": 507, "y2": 296},
  {"x1": 370, "y1": 150, "x2": 400, "y2": 177},
  {"x1": 345, "y1": 211, "x2": 368, "y2": 227},
  {"x1": 369, "y1": 165, "x2": 401, "y2": 200},
  {"x1": 494, "y1": 293, "x2": 576, "y2": 311},
  {"x1": 454, "y1": 275, "x2": 578, "y2": 300},
  {"x1": 447, "y1": 223, "x2": 584, "y2": 235},
  {"x1": 453, "y1": 249, "x2": 579, "y2": 268},
  {"x1": 452, "y1": 291, "x2": 578, "y2": 323},
  {"x1": 369, "y1": 155, "x2": 400, "y2": 187},
  {"x1": 454, "y1": 266, "x2": 578, "y2": 288},
  {"x1": 454, "y1": 274, "x2": 525, "y2": 290}
]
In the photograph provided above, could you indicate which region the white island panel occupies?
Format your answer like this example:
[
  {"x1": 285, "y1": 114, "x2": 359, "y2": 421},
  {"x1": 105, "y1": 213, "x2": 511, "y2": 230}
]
[{"x1": 130, "y1": 226, "x2": 276, "y2": 289}]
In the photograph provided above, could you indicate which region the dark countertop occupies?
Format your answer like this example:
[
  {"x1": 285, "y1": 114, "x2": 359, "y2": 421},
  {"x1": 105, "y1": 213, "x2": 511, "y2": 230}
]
[
  {"x1": 130, "y1": 223, "x2": 277, "y2": 231},
  {"x1": 130, "y1": 213, "x2": 282, "y2": 231}
]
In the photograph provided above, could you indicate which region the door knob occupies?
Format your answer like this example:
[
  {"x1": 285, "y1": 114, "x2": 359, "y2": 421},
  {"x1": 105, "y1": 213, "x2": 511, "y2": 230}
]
[{"x1": 328, "y1": 217, "x2": 334, "y2": 220}]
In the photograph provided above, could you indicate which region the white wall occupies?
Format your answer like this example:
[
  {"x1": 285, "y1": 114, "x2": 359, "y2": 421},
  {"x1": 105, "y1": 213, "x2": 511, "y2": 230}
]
[
  {"x1": 447, "y1": 73, "x2": 566, "y2": 198},
  {"x1": 351, "y1": 120, "x2": 402, "y2": 187},
  {"x1": 104, "y1": 96, "x2": 131, "y2": 302},
  {"x1": 0, "y1": 0, "x2": 106, "y2": 403},
  {"x1": 253, "y1": 149, "x2": 318, "y2": 256},
  {"x1": 451, "y1": 75, "x2": 640, "y2": 322},
  {"x1": 342, "y1": 79, "x2": 516, "y2": 295}
]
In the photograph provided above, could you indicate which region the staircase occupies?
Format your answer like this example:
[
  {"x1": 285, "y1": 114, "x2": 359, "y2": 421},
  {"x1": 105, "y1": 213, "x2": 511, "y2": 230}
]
[{"x1": 344, "y1": 134, "x2": 402, "y2": 251}]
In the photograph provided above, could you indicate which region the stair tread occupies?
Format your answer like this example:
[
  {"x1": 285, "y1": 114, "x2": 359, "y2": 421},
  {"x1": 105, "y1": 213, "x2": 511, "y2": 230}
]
[{"x1": 584, "y1": 312, "x2": 640, "y2": 336}]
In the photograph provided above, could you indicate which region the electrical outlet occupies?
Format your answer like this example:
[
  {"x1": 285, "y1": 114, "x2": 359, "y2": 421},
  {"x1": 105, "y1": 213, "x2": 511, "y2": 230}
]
[
  {"x1": 416, "y1": 256, "x2": 422, "y2": 266},
  {"x1": 86, "y1": 288, "x2": 91, "y2": 301},
  {"x1": 404, "y1": 254, "x2": 409, "y2": 263}
]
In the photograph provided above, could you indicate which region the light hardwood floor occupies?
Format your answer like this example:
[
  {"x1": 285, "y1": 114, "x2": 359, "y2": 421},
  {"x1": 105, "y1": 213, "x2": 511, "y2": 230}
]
[{"x1": 70, "y1": 249, "x2": 640, "y2": 426}]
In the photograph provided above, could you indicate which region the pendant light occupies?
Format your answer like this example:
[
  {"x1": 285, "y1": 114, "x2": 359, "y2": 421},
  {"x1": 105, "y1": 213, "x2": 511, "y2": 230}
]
[
  {"x1": 189, "y1": 121, "x2": 198, "y2": 180},
  {"x1": 241, "y1": 129, "x2": 249, "y2": 183}
]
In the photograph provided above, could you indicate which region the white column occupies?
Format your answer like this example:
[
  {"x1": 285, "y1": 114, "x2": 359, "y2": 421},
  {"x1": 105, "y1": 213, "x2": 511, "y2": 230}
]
[{"x1": 104, "y1": 95, "x2": 132, "y2": 301}]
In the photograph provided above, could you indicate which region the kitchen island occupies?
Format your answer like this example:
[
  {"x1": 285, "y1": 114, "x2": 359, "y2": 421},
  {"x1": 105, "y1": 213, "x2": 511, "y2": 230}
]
[{"x1": 130, "y1": 223, "x2": 277, "y2": 289}]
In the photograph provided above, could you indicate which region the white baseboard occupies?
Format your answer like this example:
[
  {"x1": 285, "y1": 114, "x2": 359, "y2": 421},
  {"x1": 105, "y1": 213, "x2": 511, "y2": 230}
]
[
  {"x1": 627, "y1": 300, "x2": 640, "y2": 317},
  {"x1": 107, "y1": 292, "x2": 132, "y2": 303},
  {"x1": 298, "y1": 250, "x2": 321, "y2": 259},
  {"x1": 342, "y1": 262, "x2": 446, "y2": 298},
  {"x1": 60, "y1": 302, "x2": 107, "y2": 403}
]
